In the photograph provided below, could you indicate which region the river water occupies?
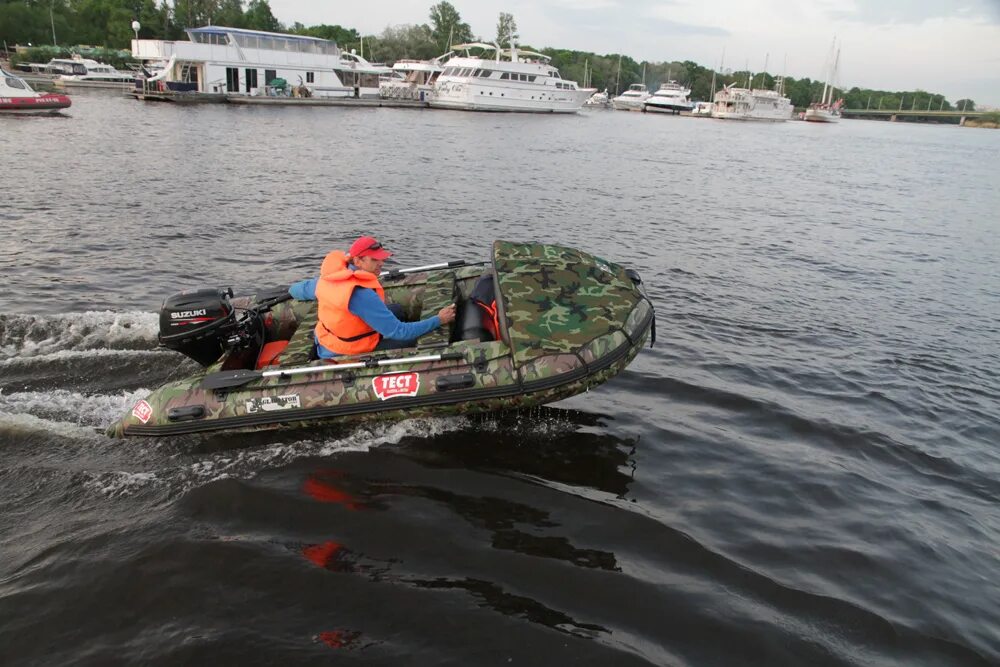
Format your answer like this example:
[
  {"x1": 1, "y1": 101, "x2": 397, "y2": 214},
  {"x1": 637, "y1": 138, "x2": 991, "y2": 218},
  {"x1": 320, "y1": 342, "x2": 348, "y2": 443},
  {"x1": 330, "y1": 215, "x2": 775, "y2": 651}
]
[{"x1": 1, "y1": 91, "x2": 998, "y2": 665}]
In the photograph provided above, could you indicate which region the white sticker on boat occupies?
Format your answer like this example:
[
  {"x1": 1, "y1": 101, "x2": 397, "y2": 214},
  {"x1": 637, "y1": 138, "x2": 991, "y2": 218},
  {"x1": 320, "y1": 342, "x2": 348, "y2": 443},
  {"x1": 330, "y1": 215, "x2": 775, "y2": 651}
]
[
  {"x1": 245, "y1": 394, "x2": 301, "y2": 413},
  {"x1": 372, "y1": 372, "x2": 420, "y2": 400},
  {"x1": 131, "y1": 399, "x2": 153, "y2": 423}
]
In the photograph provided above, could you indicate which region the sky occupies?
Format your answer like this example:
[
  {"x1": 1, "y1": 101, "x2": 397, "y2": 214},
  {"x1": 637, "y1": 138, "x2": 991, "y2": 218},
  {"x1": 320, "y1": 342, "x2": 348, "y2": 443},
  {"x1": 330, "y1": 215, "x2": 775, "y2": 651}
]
[{"x1": 265, "y1": 0, "x2": 1000, "y2": 106}]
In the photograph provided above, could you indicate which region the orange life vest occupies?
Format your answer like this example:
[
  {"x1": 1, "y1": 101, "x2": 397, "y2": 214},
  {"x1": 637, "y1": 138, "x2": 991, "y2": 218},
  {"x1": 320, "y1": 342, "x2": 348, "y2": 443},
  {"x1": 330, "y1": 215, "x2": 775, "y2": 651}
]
[{"x1": 313, "y1": 250, "x2": 386, "y2": 355}]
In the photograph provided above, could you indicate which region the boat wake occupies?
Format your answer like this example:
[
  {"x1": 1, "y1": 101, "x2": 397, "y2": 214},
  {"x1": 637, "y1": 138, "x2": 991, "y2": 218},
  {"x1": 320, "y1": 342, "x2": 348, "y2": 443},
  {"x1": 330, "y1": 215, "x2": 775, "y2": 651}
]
[
  {"x1": 81, "y1": 416, "x2": 472, "y2": 499},
  {"x1": 0, "y1": 387, "x2": 151, "y2": 434},
  {"x1": 0, "y1": 310, "x2": 159, "y2": 358}
]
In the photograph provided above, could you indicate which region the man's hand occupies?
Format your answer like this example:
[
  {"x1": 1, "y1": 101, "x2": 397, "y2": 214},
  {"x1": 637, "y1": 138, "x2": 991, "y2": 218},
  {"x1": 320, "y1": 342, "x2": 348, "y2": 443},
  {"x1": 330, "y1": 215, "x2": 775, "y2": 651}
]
[{"x1": 438, "y1": 303, "x2": 457, "y2": 325}]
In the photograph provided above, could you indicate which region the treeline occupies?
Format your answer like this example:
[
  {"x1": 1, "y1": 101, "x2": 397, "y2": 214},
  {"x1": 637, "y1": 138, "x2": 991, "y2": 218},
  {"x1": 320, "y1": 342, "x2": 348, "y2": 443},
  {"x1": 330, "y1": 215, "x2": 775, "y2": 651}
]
[{"x1": 0, "y1": 0, "x2": 977, "y2": 111}]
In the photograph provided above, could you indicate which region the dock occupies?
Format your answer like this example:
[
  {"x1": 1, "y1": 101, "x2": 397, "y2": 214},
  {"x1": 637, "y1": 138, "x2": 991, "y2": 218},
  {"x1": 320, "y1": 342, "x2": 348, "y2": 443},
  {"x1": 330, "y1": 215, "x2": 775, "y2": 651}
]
[
  {"x1": 225, "y1": 96, "x2": 428, "y2": 109},
  {"x1": 127, "y1": 90, "x2": 429, "y2": 109}
]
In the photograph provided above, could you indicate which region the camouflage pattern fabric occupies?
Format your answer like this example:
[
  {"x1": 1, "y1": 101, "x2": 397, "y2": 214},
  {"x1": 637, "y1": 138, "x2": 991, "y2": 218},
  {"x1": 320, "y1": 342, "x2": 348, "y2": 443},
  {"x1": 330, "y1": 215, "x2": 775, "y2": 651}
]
[
  {"x1": 493, "y1": 241, "x2": 641, "y2": 367},
  {"x1": 279, "y1": 302, "x2": 319, "y2": 366},
  {"x1": 415, "y1": 270, "x2": 456, "y2": 348}
]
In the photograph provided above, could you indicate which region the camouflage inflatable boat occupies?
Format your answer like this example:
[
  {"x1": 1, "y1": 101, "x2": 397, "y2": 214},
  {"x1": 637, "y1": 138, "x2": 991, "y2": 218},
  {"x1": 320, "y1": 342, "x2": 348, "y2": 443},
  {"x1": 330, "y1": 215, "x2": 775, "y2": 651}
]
[{"x1": 109, "y1": 241, "x2": 655, "y2": 437}]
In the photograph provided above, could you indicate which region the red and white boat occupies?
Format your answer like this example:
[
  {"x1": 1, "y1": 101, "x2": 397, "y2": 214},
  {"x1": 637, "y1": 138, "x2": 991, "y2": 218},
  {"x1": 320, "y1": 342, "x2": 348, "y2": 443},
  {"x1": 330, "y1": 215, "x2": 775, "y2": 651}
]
[{"x1": 1, "y1": 68, "x2": 71, "y2": 115}]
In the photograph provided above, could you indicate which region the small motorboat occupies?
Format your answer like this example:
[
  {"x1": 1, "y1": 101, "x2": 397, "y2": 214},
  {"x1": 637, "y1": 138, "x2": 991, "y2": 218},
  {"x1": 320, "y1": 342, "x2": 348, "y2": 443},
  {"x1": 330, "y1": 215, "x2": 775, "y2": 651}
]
[
  {"x1": 0, "y1": 68, "x2": 71, "y2": 114},
  {"x1": 109, "y1": 241, "x2": 655, "y2": 437}
]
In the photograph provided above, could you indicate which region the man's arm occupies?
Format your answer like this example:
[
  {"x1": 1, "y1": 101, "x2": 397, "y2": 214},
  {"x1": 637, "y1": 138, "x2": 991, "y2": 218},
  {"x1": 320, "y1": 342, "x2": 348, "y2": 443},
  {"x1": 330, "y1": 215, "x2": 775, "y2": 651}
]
[
  {"x1": 349, "y1": 288, "x2": 443, "y2": 341},
  {"x1": 288, "y1": 278, "x2": 319, "y2": 301}
]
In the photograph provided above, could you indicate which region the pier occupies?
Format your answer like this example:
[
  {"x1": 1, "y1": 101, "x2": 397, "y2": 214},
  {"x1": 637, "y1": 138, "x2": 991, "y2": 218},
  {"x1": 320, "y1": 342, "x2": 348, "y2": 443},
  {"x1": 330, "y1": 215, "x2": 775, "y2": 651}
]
[{"x1": 841, "y1": 109, "x2": 988, "y2": 125}]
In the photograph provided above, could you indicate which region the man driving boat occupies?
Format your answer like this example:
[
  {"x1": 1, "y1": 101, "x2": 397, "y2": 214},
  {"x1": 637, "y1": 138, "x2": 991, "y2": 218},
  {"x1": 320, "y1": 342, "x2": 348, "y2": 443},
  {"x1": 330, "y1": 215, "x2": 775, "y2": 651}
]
[{"x1": 289, "y1": 236, "x2": 456, "y2": 358}]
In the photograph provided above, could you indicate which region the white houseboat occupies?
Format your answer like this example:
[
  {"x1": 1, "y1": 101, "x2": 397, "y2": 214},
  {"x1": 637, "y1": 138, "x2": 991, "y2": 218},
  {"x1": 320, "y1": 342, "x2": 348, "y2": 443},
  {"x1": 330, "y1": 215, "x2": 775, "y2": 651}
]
[
  {"x1": 131, "y1": 26, "x2": 389, "y2": 98},
  {"x1": 429, "y1": 43, "x2": 591, "y2": 113},
  {"x1": 711, "y1": 78, "x2": 793, "y2": 121}
]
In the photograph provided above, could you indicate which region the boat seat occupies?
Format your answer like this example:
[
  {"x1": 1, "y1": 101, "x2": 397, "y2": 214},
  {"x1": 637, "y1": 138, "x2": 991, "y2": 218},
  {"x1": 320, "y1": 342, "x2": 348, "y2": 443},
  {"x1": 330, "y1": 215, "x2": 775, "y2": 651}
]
[
  {"x1": 416, "y1": 270, "x2": 458, "y2": 348},
  {"x1": 278, "y1": 303, "x2": 319, "y2": 366}
]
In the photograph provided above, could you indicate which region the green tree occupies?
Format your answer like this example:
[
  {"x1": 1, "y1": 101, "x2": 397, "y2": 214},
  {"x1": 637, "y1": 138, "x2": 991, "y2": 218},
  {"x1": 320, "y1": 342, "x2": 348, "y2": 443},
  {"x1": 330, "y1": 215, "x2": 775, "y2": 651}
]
[
  {"x1": 244, "y1": 0, "x2": 280, "y2": 32},
  {"x1": 213, "y1": 0, "x2": 246, "y2": 28},
  {"x1": 955, "y1": 98, "x2": 975, "y2": 111},
  {"x1": 290, "y1": 23, "x2": 359, "y2": 47},
  {"x1": 429, "y1": 1, "x2": 471, "y2": 52},
  {"x1": 495, "y1": 11, "x2": 517, "y2": 47},
  {"x1": 373, "y1": 23, "x2": 438, "y2": 63}
]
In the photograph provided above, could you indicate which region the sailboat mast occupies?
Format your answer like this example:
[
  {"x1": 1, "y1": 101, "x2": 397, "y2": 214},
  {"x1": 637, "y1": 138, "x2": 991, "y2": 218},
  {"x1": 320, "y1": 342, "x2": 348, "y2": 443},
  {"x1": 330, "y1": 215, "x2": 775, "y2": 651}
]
[
  {"x1": 828, "y1": 45, "x2": 840, "y2": 105},
  {"x1": 615, "y1": 56, "x2": 620, "y2": 94}
]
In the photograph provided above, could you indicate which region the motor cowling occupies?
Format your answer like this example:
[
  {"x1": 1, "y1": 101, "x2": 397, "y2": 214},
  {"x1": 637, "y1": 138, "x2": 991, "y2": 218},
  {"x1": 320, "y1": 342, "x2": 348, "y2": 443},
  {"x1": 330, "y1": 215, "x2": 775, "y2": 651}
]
[{"x1": 158, "y1": 288, "x2": 236, "y2": 366}]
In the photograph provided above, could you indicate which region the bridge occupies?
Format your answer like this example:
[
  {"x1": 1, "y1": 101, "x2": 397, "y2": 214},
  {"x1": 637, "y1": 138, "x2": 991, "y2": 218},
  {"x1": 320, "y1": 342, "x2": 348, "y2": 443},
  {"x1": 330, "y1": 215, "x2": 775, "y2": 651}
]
[{"x1": 841, "y1": 109, "x2": 988, "y2": 125}]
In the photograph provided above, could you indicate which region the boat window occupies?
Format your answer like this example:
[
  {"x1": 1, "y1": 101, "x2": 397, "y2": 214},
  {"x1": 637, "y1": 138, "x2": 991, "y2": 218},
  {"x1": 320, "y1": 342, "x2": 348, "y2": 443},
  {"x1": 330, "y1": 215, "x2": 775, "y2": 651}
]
[
  {"x1": 527, "y1": 75, "x2": 536, "y2": 82},
  {"x1": 72, "y1": 64, "x2": 87, "y2": 75},
  {"x1": 306, "y1": 72, "x2": 314, "y2": 83},
  {"x1": 5, "y1": 76, "x2": 26, "y2": 89},
  {"x1": 472, "y1": 69, "x2": 482, "y2": 77},
  {"x1": 500, "y1": 72, "x2": 509, "y2": 80},
  {"x1": 478, "y1": 69, "x2": 491, "y2": 77}
]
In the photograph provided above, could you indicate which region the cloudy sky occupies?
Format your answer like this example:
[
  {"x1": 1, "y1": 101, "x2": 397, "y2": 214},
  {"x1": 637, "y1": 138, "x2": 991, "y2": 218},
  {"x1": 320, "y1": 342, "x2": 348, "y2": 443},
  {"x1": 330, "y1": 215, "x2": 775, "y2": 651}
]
[{"x1": 266, "y1": 0, "x2": 1000, "y2": 105}]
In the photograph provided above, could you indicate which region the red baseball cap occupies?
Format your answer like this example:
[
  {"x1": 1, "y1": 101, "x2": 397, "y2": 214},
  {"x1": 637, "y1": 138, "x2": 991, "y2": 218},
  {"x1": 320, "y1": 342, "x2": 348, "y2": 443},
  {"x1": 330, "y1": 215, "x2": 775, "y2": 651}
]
[{"x1": 349, "y1": 236, "x2": 392, "y2": 260}]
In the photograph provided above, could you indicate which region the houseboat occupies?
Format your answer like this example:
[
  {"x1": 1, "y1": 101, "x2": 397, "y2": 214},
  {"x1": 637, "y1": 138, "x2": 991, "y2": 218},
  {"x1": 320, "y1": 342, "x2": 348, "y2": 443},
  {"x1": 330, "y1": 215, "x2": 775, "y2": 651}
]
[
  {"x1": 131, "y1": 26, "x2": 389, "y2": 98},
  {"x1": 711, "y1": 78, "x2": 793, "y2": 121}
]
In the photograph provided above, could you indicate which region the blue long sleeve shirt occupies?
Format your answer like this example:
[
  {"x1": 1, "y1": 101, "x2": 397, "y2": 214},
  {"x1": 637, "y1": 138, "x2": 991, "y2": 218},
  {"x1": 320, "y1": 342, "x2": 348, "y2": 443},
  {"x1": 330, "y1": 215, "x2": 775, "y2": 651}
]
[{"x1": 288, "y1": 277, "x2": 441, "y2": 358}]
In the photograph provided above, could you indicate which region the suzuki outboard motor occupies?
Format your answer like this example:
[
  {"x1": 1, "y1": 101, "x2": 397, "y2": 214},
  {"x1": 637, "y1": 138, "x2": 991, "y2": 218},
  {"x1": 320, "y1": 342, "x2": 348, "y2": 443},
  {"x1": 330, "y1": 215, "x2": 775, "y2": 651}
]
[{"x1": 158, "y1": 288, "x2": 237, "y2": 366}]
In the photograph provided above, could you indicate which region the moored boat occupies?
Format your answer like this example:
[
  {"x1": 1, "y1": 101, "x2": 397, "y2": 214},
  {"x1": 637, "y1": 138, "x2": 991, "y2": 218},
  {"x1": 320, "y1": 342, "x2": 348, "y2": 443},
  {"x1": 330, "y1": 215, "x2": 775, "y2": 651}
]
[
  {"x1": 711, "y1": 78, "x2": 793, "y2": 121},
  {"x1": 48, "y1": 57, "x2": 135, "y2": 89},
  {"x1": 132, "y1": 26, "x2": 389, "y2": 99},
  {"x1": 612, "y1": 83, "x2": 650, "y2": 111},
  {"x1": 804, "y1": 39, "x2": 842, "y2": 123},
  {"x1": 0, "y1": 68, "x2": 71, "y2": 114},
  {"x1": 380, "y1": 57, "x2": 444, "y2": 101},
  {"x1": 583, "y1": 89, "x2": 612, "y2": 109},
  {"x1": 109, "y1": 241, "x2": 655, "y2": 437},
  {"x1": 429, "y1": 43, "x2": 591, "y2": 113},
  {"x1": 643, "y1": 81, "x2": 694, "y2": 114}
]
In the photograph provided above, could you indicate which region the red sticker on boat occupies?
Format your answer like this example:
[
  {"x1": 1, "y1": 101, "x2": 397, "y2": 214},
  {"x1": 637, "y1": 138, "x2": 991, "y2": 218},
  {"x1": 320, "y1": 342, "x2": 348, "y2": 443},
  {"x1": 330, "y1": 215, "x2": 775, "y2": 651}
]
[
  {"x1": 131, "y1": 399, "x2": 153, "y2": 423},
  {"x1": 372, "y1": 372, "x2": 420, "y2": 400}
]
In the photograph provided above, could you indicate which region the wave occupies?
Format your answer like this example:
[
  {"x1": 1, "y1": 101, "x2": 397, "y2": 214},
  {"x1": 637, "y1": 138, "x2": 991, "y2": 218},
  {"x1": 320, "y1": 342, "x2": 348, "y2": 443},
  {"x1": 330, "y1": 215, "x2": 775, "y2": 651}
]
[
  {"x1": 0, "y1": 388, "x2": 151, "y2": 431},
  {"x1": 80, "y1": 416, "x2": 471, "y2": 499},
  {"x1": 0, "y1": 311, "x2": 159, "y2": 359}
]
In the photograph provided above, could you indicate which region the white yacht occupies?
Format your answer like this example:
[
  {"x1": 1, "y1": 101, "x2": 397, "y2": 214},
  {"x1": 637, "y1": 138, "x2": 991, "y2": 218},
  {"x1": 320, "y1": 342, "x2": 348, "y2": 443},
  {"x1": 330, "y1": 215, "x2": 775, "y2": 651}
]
[
  {"x1": 611, "y1": 83, "x2": 650, "y2": 111},
  {"x1": 711, "y1": 78, "x2": 793, "y2": 121},
  {"x1": 49, "y1": 57, "x2": 135, "y2": 88},
  {"x1": 430, "y1": 43, "x2": 591, "y2": 113},
  {"x1": 379, "y1": 57, "x2": 444, "y2": 101},
  {"x1": 131, "y1": 26, "x2": 389, "y2": 98},
  {"x1": 643, "y1": 81, "x2": 693, "y2": 114}
]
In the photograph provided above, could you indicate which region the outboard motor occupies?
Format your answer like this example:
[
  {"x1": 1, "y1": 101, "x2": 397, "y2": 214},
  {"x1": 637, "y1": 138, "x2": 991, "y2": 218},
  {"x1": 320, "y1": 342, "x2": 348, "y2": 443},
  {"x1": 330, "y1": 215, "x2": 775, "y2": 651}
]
[{"x1": 158, "y1": 288, "x2": 238, "y2": 366}]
